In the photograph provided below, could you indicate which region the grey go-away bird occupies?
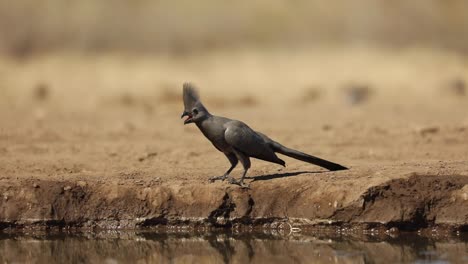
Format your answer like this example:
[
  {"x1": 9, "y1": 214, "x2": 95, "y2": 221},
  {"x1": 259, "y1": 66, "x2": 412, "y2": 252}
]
[{"x1": 181, "y1": 83, "x2": 347, "y2": 188}]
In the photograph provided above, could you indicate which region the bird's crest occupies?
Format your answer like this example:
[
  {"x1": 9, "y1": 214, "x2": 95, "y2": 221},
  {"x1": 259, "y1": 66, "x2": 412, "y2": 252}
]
[{"x1": 183, "y1": 82, "x2": 201, "y2": 110}]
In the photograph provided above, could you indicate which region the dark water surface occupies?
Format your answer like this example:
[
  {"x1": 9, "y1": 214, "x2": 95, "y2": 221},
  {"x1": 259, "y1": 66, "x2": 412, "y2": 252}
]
[{"x1": 1, "y1": 231, "x2": 467, "y2": 264}]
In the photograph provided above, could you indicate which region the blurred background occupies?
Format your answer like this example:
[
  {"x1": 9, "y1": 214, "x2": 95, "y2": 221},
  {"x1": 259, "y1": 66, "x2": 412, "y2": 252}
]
[
  {"x1": 1, "y1": 0, "x2": 467, "y2": 109},
  {"x1": 1, "y1": 0, "x2": 467, "y2": 179},
  {"x1": 1, "y1": 0, "x2": 468, "y2": 56}
]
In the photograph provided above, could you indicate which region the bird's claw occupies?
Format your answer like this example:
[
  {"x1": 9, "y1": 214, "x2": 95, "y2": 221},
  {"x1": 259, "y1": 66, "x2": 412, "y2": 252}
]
[
  {"x1": 227, "y1": 177, "x2": 237, "y2": 184},
  {"x1": 210, "y1": 176, "x2": 250, "y2": 188},
  {"x1": 239, "y1": 182, "x2": 250, "y2": 189},
  {"x1": 209, "y1": 176, "x2": 223, "y2": 183},
  {"x1": 228, "y1": 178, "x2": 250, "y2": 189},
  {"x1": 209, "y1": 175, "x2": 231, "y2": 183}
]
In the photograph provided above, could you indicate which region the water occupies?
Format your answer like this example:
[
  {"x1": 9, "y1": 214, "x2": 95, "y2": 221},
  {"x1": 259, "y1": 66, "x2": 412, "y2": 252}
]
[{"x1": 1, "y1": 231, "x2": 467, "y2": 264}]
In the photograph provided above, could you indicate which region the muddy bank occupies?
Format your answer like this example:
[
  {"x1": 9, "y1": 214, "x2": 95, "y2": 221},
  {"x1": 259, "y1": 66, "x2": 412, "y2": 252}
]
[{"x1": 1, "y1": 173, "x2": 467, "y2": 231}]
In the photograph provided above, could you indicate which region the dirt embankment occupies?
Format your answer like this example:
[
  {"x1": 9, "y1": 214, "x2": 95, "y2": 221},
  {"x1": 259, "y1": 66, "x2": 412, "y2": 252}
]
[{"x1": 1, "y1": 173, "x2": 467, "y2": 231}]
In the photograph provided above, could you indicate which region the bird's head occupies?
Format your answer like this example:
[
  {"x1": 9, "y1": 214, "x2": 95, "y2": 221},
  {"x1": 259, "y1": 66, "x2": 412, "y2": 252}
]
[{"x1": 181, "y1": 83, "x2": 209, "y2": 125}]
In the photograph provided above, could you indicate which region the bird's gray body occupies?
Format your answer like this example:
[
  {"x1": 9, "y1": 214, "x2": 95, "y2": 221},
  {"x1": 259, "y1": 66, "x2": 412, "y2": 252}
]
[
  {"x1": 196, "y1": 116, "x2": 232, "y2": 152},
  {"x1": 181, "y1": 83, "x2": 347, "y2": 187},
  {"x1": 197, "y1": 116, "x2": 285, "y2": 165}
]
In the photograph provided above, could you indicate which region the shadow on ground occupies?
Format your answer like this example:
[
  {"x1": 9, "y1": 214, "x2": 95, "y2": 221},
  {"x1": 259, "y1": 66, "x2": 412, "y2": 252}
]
[{"x1": 247, "y1": 171, "x2": 324, "y2": 182}]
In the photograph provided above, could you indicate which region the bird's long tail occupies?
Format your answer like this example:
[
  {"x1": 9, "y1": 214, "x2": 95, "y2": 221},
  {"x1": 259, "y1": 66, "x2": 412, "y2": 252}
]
[{"x1": 271, "y1": 142, "x2": 348, "y2": 171}]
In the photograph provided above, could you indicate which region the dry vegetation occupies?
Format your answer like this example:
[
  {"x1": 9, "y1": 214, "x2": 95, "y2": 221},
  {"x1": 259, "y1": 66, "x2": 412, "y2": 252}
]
[{"x1": 1, "y1": 0, "x2": 468, "y2": 56}]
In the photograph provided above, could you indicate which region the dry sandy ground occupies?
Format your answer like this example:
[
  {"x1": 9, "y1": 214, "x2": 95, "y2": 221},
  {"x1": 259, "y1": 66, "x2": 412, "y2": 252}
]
[{"x1": 0, "y1": 47, "x2": 467, "y2": 230}]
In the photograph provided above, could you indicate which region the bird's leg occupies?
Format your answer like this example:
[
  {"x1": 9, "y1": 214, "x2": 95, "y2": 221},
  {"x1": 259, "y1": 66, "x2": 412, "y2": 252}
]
[
  {"x1": 228, "y1": 150, "x2": 251, "y2": 188},
  {"x1": 209, "y1": 166, "x2": 235, "y2": 182},
  {"x1": 209, "y1": 153, "x2": 238, "y2": 182},
  {"x1": 228, "y1": 168, "x2": 250, "y2": 189}
]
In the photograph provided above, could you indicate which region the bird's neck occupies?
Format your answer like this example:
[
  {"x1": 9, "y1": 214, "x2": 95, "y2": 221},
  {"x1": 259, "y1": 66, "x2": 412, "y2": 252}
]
[
  {"x1": 195, "y1": 112, "x2": 214, "y2": 131},
  {"x1": 195, "y1": 113, "x2": 211, "y2": 126}
]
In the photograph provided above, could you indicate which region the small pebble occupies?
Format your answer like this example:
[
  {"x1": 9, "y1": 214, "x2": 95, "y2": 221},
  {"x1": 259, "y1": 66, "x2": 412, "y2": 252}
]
[
  {"x1": 138, "y1": 152, "x2": 158, "y2": 162},
  {"x1": 33, "y1": 82, "x2": 50, "y2": 101},
  {"x1": 343, "y1": 84, "x2": 372, "y2": 105},
  {"x1": 417, "y1": 126, "x2": 439, "y2": 136},
  {"x1": 77, "y1": 181, "x2": 87, "y2": 187},
  {"x1": 446, "y1": 78, "x2": 466, "y2": 96}
]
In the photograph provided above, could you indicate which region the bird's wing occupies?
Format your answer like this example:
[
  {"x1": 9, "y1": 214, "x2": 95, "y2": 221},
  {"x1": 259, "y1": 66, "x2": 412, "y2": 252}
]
[{"x1": 224, "y1": 121, "x2": 281, "y2": 163}]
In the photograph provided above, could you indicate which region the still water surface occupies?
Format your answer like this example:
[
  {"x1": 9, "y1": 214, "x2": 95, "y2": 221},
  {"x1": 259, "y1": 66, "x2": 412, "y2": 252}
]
[{"x1": 0, "y1": 231, "x2": 467, "y2": 264}]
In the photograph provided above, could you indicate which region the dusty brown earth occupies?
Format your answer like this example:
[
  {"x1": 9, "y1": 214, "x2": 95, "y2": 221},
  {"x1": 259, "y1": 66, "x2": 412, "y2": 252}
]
[{"x1": 0, "y1": 48, "x2": 467, "y2": 231}]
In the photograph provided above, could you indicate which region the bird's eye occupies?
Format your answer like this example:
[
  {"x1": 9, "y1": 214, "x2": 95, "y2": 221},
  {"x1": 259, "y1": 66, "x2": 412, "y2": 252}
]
[{"x1": 192, "y1": 109, "x2": 198, "y2": 115}]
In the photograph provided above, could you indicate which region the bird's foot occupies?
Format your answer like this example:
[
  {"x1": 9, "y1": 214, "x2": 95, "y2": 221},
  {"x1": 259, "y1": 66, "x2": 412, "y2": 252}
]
[
  {"x1": 209, "y1": 174, "x2": 231, "y2": 183},
  {"x1": 228, "y1": 178, "x2": 250, "y2": 189},
  {"x1": 209, "y1": 176, "x2": 223, "y2": 182},
  {"x1": 239, "y1": 182, "x2": 250, "y2": 189}
]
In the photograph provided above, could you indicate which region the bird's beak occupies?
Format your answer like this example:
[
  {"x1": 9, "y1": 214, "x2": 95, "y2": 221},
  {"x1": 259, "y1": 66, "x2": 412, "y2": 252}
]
[{"x1": 181, "y1": 111, "x2": 193, "y2": 125}]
